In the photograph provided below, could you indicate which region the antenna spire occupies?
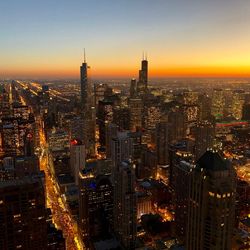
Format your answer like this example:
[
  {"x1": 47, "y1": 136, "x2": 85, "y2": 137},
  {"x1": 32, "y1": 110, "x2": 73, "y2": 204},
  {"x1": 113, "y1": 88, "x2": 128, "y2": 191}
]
[
  {"x1": 84, "y1": 48, "x2": 86, "y2": 63},
  {"x1": 142, "y1": 51, "x2": 144, "y2": 60}
]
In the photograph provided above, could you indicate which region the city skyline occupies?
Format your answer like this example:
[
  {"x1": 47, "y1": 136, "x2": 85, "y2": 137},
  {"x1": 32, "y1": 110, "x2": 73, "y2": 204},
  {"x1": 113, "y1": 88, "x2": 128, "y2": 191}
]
[{"x1": 1, "y1": 0, "x2": 250, "y2": 79}]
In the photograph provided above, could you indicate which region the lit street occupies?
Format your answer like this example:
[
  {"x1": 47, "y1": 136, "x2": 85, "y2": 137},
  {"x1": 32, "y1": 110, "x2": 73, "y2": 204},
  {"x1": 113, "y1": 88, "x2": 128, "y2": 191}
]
[{"x1": 39, "y1": 118, "x2": 84, "y2": 250}]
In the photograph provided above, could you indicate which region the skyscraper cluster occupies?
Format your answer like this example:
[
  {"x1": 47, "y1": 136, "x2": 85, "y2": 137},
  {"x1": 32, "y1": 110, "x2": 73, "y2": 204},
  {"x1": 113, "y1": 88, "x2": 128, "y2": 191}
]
[{"x1": 0, "y1": 53, "x2": 249, "y2": 250}]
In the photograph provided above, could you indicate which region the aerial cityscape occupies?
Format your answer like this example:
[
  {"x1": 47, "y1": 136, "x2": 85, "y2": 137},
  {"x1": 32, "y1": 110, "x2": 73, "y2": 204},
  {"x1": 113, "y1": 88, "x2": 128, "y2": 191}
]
[{"x1": 1, "y1": 1, "x2": 250, "y2": 250}]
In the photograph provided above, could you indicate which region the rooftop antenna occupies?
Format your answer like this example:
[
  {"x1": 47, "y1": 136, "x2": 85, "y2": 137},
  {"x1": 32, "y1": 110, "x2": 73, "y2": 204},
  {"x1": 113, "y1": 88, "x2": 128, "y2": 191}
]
[
  {"x1": 142, "y1": 51, "x2": 144, "y2": 60},
  {"x1": 84, "y1": 48, "x2": 86, "y2": 63}
]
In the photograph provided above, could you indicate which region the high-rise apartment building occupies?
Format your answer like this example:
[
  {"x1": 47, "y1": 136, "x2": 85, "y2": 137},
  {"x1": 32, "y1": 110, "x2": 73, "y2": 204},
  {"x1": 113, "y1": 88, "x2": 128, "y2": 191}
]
[
  {"x1": 113, "y1": 160, "x2": 137, "y2": 249},
  {"x1": 186, "y1": 151, "x2": 236, "y2": 250}
]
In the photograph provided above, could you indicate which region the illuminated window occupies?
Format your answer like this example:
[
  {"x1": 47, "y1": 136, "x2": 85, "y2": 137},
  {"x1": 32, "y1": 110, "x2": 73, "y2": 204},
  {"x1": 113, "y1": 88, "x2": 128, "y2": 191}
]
[{"x1": 209, "y1": 192, "x2": 215, "y2": 197}]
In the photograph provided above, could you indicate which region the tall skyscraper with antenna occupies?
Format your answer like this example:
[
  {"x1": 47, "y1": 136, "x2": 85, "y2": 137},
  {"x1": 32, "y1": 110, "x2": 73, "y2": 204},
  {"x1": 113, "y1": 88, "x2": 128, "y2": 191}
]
[
  {"x1": 79, "y1": 50, "x2": 95, "y2": 156},
  {"x1": 137, "y1": 52, "x2": 148, "y2": 95},
  {"x1": 80, "y1": 49, "x2": 89, "y2": 109}
]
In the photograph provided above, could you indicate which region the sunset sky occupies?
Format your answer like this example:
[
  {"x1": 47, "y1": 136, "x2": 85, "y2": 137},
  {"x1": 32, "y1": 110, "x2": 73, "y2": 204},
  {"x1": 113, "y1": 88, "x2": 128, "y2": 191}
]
[{"x1": 1, "y1": 0, "x2": 250, "y2": 79}]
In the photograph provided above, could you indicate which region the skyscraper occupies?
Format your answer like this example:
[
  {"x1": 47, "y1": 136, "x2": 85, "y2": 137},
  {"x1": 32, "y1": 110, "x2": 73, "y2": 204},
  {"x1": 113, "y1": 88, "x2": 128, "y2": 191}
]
[
  {"x1": 186, "y1": 151, "x2": 236, "y2": 250},
  {"x1": 111, "y1": 131, "x2": 134, "y2": 170},
  {"x1": 194, "y1": 121, "x2": 215, "y2": 160},
  {"x1": 80, "y1": 50, "x2": 89, "y2": 109},
  {"x1": 156, "y1": 121, "x2": 169, "y2": 165},
  {"x1": 78, "y1": 171, "x2": 113, "y2": 247},
  {"x1": 130, "y1": 78, "x2": 137, "y2": 98},
  {"x1": 113, "y1": 160, "x2": 137, "y2": 249},
  {"x1": 70, "y1": 139, "x2": 85, "y2": 186},
  {"x1": 80, "y1": 51, "x2": 95, "y2": 157},
  {"x1": 129, "y1": 97, "x2": 143, "y2": 131},
  {"x1": 0, "y1": 177, "x2": 47, "y2": 250},
  {"x1": 137, "y1": 53, "x2": 148, "y2": 95},
  {"x1": 168, "y1": 109, "x2": 186, "y2": 143},
  {"x1": 173, "y1": 156, "x2": 194, "y2": 244}
]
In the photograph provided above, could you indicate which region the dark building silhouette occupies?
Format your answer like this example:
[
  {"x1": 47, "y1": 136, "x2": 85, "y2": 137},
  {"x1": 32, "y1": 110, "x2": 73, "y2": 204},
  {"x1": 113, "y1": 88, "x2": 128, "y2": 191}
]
[
  {"x1": 186, "y1": 151, "x2": 236, "y2": 250},
  {"x1": 137, "y1": 54, "x2": 148, "y2": 95},
  {"x1": 0, "y1": 178, "x2": 47, "y2": 250},
  {"x1": 79, "y1": 172, "x2": 113, "y2": 246}
]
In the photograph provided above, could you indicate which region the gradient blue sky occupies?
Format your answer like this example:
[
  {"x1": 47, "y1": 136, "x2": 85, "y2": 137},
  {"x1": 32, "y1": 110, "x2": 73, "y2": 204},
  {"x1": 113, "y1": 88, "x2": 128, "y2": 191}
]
[{"x1": 1, "y1": 0, "x2": 250, "y2": 78}]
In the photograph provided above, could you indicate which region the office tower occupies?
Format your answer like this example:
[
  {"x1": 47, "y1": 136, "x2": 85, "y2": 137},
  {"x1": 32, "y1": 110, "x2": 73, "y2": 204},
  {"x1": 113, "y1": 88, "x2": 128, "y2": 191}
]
[
  {"x1": 1, "y1": 117, "x2": 19, "y2": 156},
  {"x1": 80, "y1": 53, "x2": 96, "y2": 157},
  {"x1": 84, "y1": 106, "x2": 96, "y2": 157},
  {"x1": 113, "y1": 106, "x2": 130, "y2": 131},
  {"x1": 169, "y1": 140, "x2": 195, "y2": 187},
  {"x1": 186, "y1": 151, "x2": 236, "y2": 250},
  {"x1": 223, "y1": 89, "x2": 233, "y2": 119},
  {"x1": 145, "y1": 104, "x2": 161, "y2": 131},
  {"x1": 231, "y1": 90, "x2": 245, "y2": 120},
  {"x1": 69, "y1": 116, "x2": 84, "y2": 141},
  {"x1": 113, "y1": 160, "x2": 137, "y2": 249},
  {"x1": 173, "y1": 156, "x2": 194, "y2": 244},
  {"x1": 156, "y1": 121, "x2": 169, "y2": 165},
  {"x1": 111, "y1": 131, "x2": 134, "y2": 169},
  {"x1": 139, "y1": 146, "x2": 157, "y2": 179},
  {"x1": 0, "y1": 178, "x2": 47, "y2": 250},
  {"x1": 211, "y1": 88, "x2": 225, "y2": 119},
  {"x1": 105, "y1": 123, "x2": 118, "y2": 159},
  {"x1": 79, "y1": 171, "x2": 113, "y2": 246},
  {"x1": 97, "y1": 99, "x2": 114, "y2": 148},
  {"x1": 198, "y1": 94, "x2": 212, "y2": 121},
  {"x1": 70, "y1": 139, "x2": 85, "y2": 185},
  {"x1": 130, "y1": 78, "x2": 137, "y2": 98},
  {"x1": 194, "y1": 121, "x2": 215, "y2": 160},
  {"x1": 129, "y1": 97, "x2": 143, "y2": 131},
  {"x1": 94, "y1": 83, "x2": 108, "y2": 107},
  {"x1": 168, "y1": 109, "x2": 186, "y2": 143},
  {"x1": 80, "y1": 50, "x2": 89, "y2": 109},
  {"x1": 137, "y1": 54, "x2": 148, "y2": 95}
]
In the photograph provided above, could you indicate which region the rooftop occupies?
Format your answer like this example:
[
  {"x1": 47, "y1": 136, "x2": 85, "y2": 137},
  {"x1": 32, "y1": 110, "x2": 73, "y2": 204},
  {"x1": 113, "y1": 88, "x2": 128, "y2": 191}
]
[{"x1": 196, "y1": 151, "x2": 230, "y2": 171}]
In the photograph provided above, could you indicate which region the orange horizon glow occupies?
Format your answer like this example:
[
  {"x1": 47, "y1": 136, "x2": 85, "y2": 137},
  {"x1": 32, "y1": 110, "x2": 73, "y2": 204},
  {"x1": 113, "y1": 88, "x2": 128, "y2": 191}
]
[{"x1": 2, "y1": 65, "x2": 250, "y2": 79}]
